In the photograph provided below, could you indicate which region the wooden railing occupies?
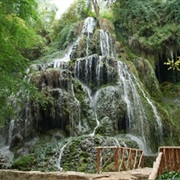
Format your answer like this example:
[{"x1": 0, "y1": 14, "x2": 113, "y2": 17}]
[
  {"x1": 149, "y1": 146, "x2": 180, "y2": 180},
  {"x1": 96, "y1": 146, "x2": 144, "y2": 173}
]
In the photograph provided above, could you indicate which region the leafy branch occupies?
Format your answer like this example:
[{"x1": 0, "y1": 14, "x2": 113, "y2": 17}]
[{"x1": 164, "y1": 57, "x2": 180, "y2": 71}]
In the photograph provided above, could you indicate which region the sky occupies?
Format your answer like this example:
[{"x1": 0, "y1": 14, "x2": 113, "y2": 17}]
[{"x1": 51, "y1": 0, "x2": 75, "y2": 19}]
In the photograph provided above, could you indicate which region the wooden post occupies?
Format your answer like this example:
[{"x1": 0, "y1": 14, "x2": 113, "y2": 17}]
[
  {"x1": 175, "y1": 148, "x2": 179, "y2": 170},
  {"x1": 133, "y1": 150, "x2": 138, "y2": 169},
  {"x1": 96, "y1": 148, "x2": 101, "y2": 173},
  {"x1": 119, "y1": 147, "x2": 126, "y2": 171},
  {"x1": 148, "y1": 152, "x2": 163, "y2": 180},
  {"x1": 138, "y1": 151, "x2": 144, "y2": 168},
  {"x1": 96, "y1": 146, "x2": 144, "y2": 173},
  {"x1": 114, "y1": 147, "x2": 119, "y2": 171}
]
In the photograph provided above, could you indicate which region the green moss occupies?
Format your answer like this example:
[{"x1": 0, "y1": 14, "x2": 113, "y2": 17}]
[
  {"x1": 77, "y1": 157, "x2": 87, "y2": 172},
  {"x1": 12, "y1": 155, "x2": 35, "y2": 171}
]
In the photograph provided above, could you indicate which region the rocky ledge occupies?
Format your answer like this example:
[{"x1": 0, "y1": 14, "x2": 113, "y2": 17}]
[{"x1": 0, "y1": 168, "x2": 152, "y2": 180}]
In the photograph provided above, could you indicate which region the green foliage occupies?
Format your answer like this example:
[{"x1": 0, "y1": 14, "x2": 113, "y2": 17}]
[
  {"x1": 164, "y1": 57, "x2": 180, "y2": 71},
  {"x1": 57, "y1": 24, "x2": 76, "y2": 50},
  {"x1": 12, "y1": 155, "x2": 35, "y2": 171},
  {"x1": 0, "y1": 0, "x2": 38, "y2": 21},
  {"x1": 100, "y1": 9, "x2": 113, "y2": 20},
  {"x1": 113, "y1": 0, "x2": 180, "y2": 52},
  {"x1": 158, "y1": 171, "x2": 180, "y2": 179},
  {"x1": 52, "y1": 0, "x2": 92, "y2": 41},
  {"x1": 0, "y1": 0, "x2": 47, "y2": 124},
  {"x1": 165, "y1": 0, "x2": 180, "y2": 23}
]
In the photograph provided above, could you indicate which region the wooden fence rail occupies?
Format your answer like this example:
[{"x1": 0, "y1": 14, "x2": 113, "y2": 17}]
[
  {"x1": 149, "y1": 146, "x2": 180, "y2": 180},
  {"x1": 96, "y1": 146, "x2": 144, "y2": 173}
]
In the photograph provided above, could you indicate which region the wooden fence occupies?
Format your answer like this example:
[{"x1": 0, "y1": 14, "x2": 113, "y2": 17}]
[
  {"x1": 149, "y1": 146, "x2": 180, "y2": 180},
  {"x1": 96, "y1": 146, "x2": 144, "y2": 173}
]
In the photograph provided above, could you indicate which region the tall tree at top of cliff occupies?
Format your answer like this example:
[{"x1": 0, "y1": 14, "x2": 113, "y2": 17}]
[
  {"x1": 91, "y1": 0, "x2": 99, "y2": 17},
  {"x1": 88, "y1": 0, "x2": 115, "y2": 17}
]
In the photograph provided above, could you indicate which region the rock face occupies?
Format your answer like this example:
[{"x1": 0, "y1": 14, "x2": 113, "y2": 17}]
[{"x1": 3, "y1": 17, "x2": 172, "y2": 172}]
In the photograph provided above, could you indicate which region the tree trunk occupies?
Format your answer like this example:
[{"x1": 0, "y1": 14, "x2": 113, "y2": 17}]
[{"x1": 92, "y1": 0, "x2": 99, "y2": 17}]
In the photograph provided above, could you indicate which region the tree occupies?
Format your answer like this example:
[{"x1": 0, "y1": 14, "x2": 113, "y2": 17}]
[
  {"x1": 0, "y1": 0, "x2": 45, "y2": 123},
  {"x1": 86, "y1": 0, "x2": 116, "y2": 18},
  {"x1": 92, "y1": 0, "x2": 100, "y2": 17}
]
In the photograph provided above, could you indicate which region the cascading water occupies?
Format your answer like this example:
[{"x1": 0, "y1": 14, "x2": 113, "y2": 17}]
[
  {"x1": 99, "y1": 29, "x2": 115, "y2": 57},
  {"x1": 80, "y1": 83, "x2": 100, "y2": 137},
  {"x1": 82, "y1": 17, "x2": 96, "y2": 56},
  {"x1": 55, "y1": 139, "x2": 72, "y2": 171},
  {"x1": 51, "y1": 45, "x2": 73, "y2": 69},
  {"x1": 99, "y1": 25, "x2": 164, "y2": 153},
  {"x1": 7, "y1": 16, "x2": 167, "y2": 172},
  {"x1": 0, "y1": 120, "x2": 15, "y2": 168},
  {"x1": 73, "y1": 17, "x2": 164, "y2": 153},
  {"x1": 126, "y1": 134, "x2": 149, "y2": 155},
  {"x1": 117, "y1": 61, "x2": 150, "y2": 153},
  {"x1": 134, "y1": 78, "x2": 163, "y2": 143},
  {"x1": 71, "y1": 83, "x2": 81, "y2": 131},
  {"x1": 8, "y1": 120, "x2": 15, "y2": 145}
]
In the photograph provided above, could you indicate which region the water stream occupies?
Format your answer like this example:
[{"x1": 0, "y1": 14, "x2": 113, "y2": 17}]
[
  {"x1": 133, "y1": 74, "x2": 163, "y2": 144},
  {"x1": 71, "y1": 83, "x2": 81, "y2": 131},
  {"x1": 126, "y1": 134, "x2": 149, "y2": 155},
  {"x1": 80, "y1": 83, "x2": 100, "y2": 137},
  {"x1": 117, "y1": 61, "x2": 149, "y2": 153},
  {"x1": 8, "y1": 120, "x2": 15, "y2": 145},
  {"x1": 82, "y1": 17, "x2": 96, "y2": 56},
  {"x1": 99, "y1": 29, "x2": 115, "y2": 57},
  {"x1": 56, "y1": 139, "x2": 72, "y2": 171}
]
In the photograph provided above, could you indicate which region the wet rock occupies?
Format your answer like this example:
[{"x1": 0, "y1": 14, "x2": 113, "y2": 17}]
[{"x1": 10, "y1": 133, "x2": 23, "y2": 151}]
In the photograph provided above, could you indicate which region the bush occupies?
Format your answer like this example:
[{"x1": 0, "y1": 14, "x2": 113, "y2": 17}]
[
  {"x1": 12, "y1": 155, "x2": 35, "y2": 171},
  {"x1": 158, "y1": 171, "x2": 180, "y2": 179}
]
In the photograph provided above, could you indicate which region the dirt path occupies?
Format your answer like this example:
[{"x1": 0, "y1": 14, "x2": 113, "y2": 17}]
[{"x1": 0, "y1": 168, "x2": 152, "y2": 180}]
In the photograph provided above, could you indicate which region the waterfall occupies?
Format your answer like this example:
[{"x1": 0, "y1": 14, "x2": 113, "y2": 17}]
[
  {"x1": 74, "y1": 36, "x2": 163, "y2": 152},
  {"x1": 15, "y1": 16, "x2": 166, "y2": 172},
  {"x1": 99, "y1": 29, "x2": 115, "y2": 57},
  {"x1": 126, "y1": 134, "x2": 149, "y2": 155},
  {"x1": 96, "y1": 56, "x2": 103, "y2": 86},
  {"x1": 117, "y1": 61, "x2": 164, "y2": 152},
  {"x1": 117, "y1": 61, "x2": 150, "y2": 152},
  {"x1": 74, "y1": 55, "x2": 115, "y2": 88},
  {"x1": 134, "y1": 78, "x2": 163, "y2": 144},
  {"x1": 113, "y1": 138, "x2": 120, "y2": 146},
  {"x1": 52, "y1": 45, "x2": 73, "y2": 68},
  {"x1": 71, "y1": 83, "x2": 81, "y2": 131},
  {"x1": 81, "y1": 84, "x2": 100, "y2": 136},
  {"x1": 8, "y1": 120, "x2": 14, "y2": 145},
  {"x1": 24, "y1": 91, "x2": 31, "y2": 138},
  {"x1": 82, "y1": 17, "x2": 96, "y2": 34},
  {"x1": 55, "y1": 138, "x2": 72, "y2": 171},
  {"x1": 82, "y1": 17, "x2": 96, "y2": 56},
  {"x1": 74, "y1": 55, "x2": 99, "y2": 85}
]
